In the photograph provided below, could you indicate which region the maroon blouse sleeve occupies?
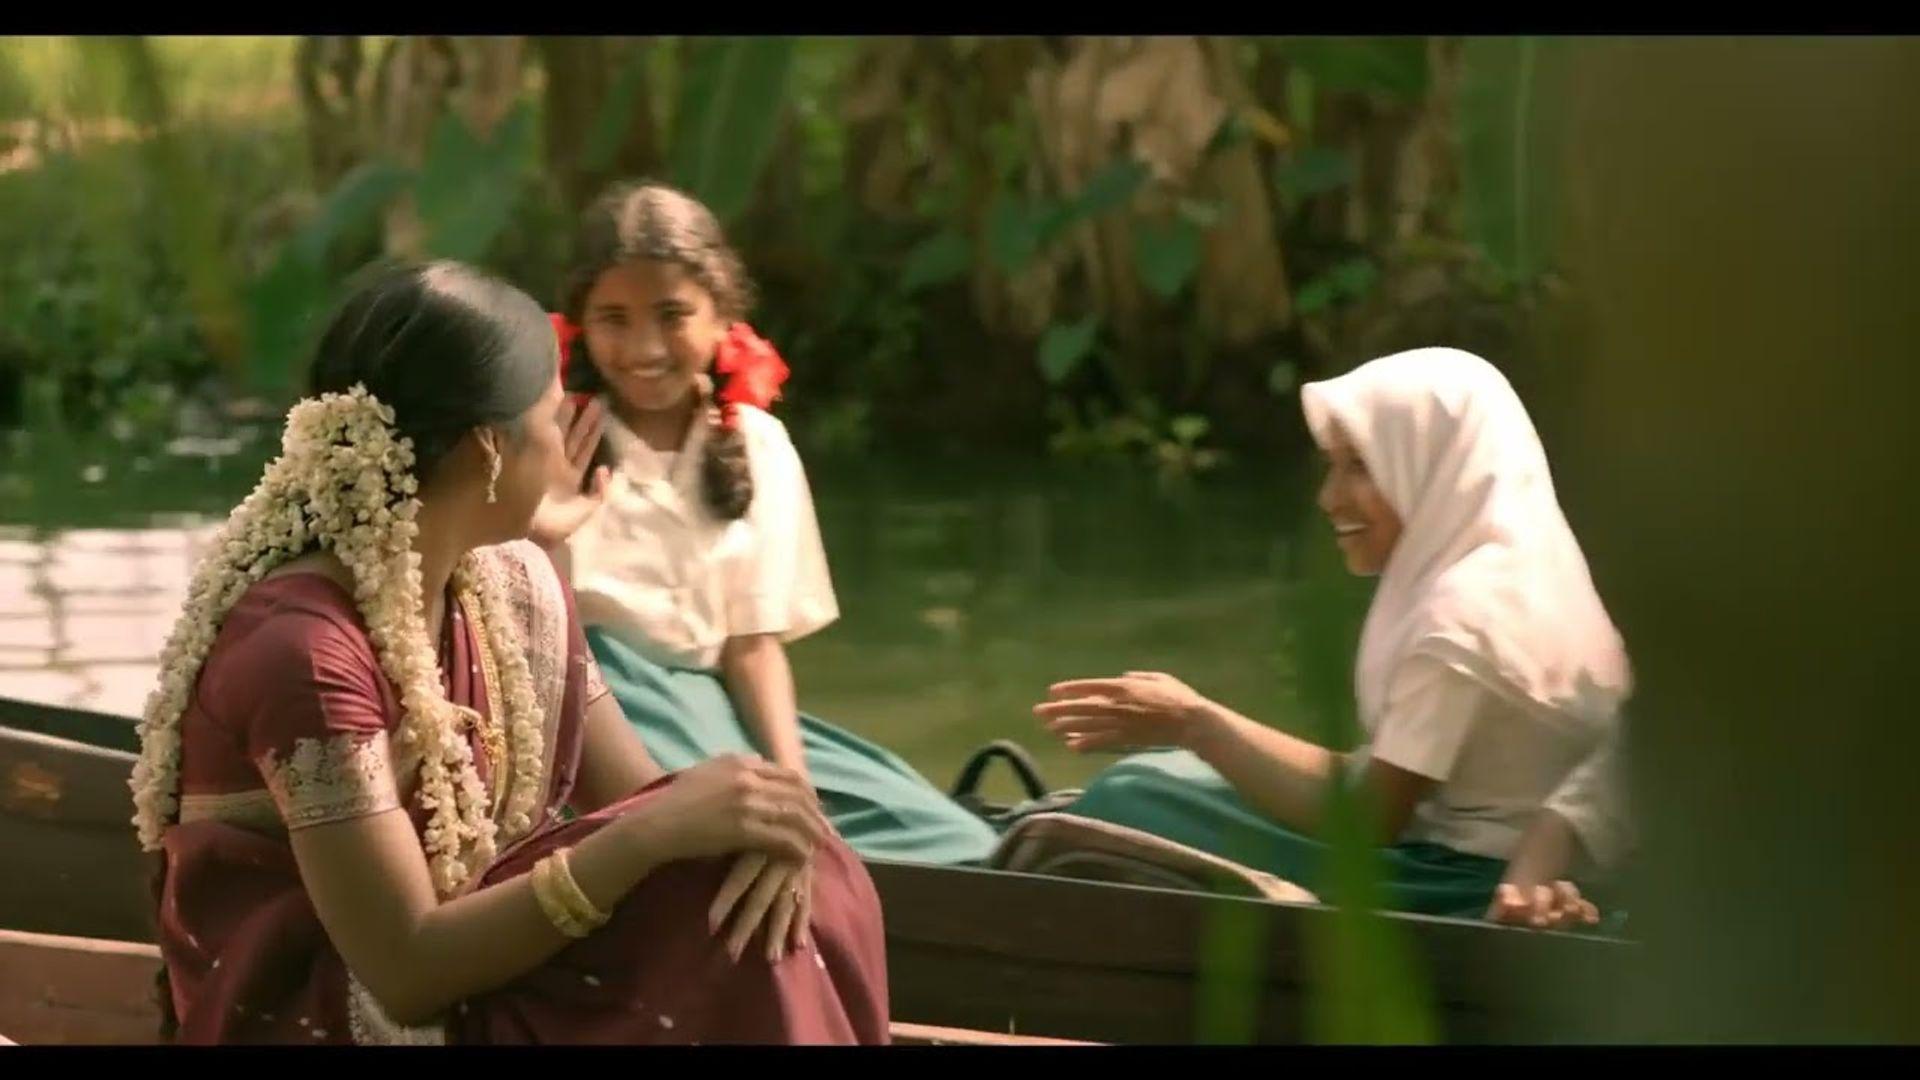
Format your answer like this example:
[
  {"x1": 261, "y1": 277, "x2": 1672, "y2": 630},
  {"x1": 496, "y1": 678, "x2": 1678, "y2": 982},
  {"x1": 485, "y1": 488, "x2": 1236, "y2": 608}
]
[{"x1": 214, "y1": 597, "x2": 404, "y2": 831}]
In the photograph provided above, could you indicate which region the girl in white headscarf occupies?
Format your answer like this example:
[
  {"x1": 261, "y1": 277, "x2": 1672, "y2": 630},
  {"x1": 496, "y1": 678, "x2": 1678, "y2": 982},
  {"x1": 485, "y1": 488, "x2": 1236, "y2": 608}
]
[{"x1": 1036, "y1": 348, "x2": 1632, "y2": 918}]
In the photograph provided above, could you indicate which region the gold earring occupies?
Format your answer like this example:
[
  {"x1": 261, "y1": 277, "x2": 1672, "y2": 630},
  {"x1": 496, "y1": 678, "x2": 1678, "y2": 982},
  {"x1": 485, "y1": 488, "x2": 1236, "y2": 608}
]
[{"x1": 485, "y1": 445, "x2": 501, "y2": 504}]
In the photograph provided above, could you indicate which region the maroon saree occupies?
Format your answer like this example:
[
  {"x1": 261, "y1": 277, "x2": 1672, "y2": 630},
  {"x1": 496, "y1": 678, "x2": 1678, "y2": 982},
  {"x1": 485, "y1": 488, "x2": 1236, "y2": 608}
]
[{"x1": 155, "y1": 540, "x2": 889, "y2": 1045}]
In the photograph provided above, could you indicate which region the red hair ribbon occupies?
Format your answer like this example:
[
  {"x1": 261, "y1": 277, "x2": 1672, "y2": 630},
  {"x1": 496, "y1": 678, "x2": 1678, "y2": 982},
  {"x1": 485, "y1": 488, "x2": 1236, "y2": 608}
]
[
  {"x1": 549, "y1": 312, "x2": 581, "y2": 384},
  {"x1": 712, "y1": 322, "x2": 791, "y2": 430}
]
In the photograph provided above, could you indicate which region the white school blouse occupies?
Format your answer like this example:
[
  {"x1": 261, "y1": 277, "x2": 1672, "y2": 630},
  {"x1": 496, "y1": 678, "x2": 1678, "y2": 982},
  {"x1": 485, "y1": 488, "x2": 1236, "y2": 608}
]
[
  {"x1": 567, "y1": 404, "x2": 840, "y2": 673},
  {"x1": 1541, "y1": 729, "x2": 1630, "y2": 876},
  {"x1": 1350, "y1": 658, "x2": 1619, "y2": 862}
]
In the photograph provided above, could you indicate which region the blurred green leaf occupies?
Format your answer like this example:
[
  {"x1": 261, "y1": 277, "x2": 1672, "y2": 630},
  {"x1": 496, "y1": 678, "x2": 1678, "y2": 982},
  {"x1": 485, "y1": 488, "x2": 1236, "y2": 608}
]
[
  {"x1": 1295, "y1": 256, "x2": 1378, "y2": 316},
  {"x1": 669, "y1": 36, "x2": 796, "y2": 225},
  {"x1": 1269, "y1": 360, "x2": 1298, "y2": 396},
  {"x1": 1331, "y1": 257, "x2": 1377, "y2": 296},
  {"x1": 1275, "y1": 146, "x2": 1356, "y2": 205},
  {"x1": 1071, "y1": 157, "x2": 1150, "y2": 219},
  {"x1": 1194, "y1": 896, "x2": 1269, "y2": 1043},
  {"x1": 1287, "y1": 66, "x2": 1318, "y2": 142},
  {"x1": 1038, "y1": 316, "x2": 1099, "y2": 385},
  {"x1": 1204, "y1": 109, "x2": 1253, "y2": 157},
  {"x1": 1169, "y1": 413, "x2": 1209, "y2": 446},
  {"x1": 1278, "y1": 37, "x2": 1429, "y2": 102},
  {"x1": 900, "y1": 229, "x2": 972, "y2": 294},
  {"x1": 108, "y1": 37, "x2": 245, "y2": 376},
  {"x1": 0, "y1": 42, "x2": 32, "y2": 120},
  {"x1": 297, "y1": 160, "x2": 412, "y2": 264},
  {"x1": 989, "y1": 196, "x2": 1062, "y2": 273},
  {"x1": 418, "y1": 102, "x2": 537, "y2": 264},
  {"x1": 1457, "y1": 36, "x2": 1564, "y2": 286},
  {"x1": 583, "y1": 46, "x2": 652, "y2": 174},
  {"x1": 245, "y1": 250, "x2": 328, "y2": 395},
  {"x1": 991, "y1": 159, "x2": 1149, "y2": 276},
  {"x1": 1134, "y1": 217, "x2": 1204, "y2": 299},
  {"x1": 1295, "y1": 278, "x2": 1337, "y2": 316},
  {"x1": 1288, "y1": 542, "x2": 1439, "y2": 1044}
]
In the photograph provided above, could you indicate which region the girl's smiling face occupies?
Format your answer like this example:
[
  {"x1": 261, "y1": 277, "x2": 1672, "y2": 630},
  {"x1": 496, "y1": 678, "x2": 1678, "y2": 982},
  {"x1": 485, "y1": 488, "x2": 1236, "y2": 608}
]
[{"x1": 579, "y1": 259, "x2": 726, "y2": 415}]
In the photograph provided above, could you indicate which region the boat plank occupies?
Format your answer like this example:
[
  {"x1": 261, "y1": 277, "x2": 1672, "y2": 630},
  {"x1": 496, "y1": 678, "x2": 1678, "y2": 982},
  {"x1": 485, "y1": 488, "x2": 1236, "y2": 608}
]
[
  {"x1": 866, "y1": 859, "x2": 1633, "y2": 1043},
  {"x1": 0, "y1": 930, "x2": 1094, "y2": 1046},
  {"x1": 0, "y1": 930, "x2": 161, "y2": 1045}
]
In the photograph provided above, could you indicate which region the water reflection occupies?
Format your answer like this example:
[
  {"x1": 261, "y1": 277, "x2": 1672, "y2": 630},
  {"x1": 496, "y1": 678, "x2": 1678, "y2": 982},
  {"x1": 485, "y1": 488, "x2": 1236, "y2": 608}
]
[{"x1": 0, "y1": 454, "x2": 1320, "y2": 792}]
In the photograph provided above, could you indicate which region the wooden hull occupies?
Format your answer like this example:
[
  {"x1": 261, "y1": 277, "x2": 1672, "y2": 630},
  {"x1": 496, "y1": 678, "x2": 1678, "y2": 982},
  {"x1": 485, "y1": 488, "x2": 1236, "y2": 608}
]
[
  {"x1": 0, "y1": 929, "x2": 1089, "y2": 1046},
  {"x1": 870, "y1": 859, "x2": 1631, "y2": 1043},
  {"x1": 0, "y1": 930, "x2": 163, "y2": 1046},
  {"x1": 0, "y1": 699, "x2": 1636, "y2": 1044},
  {"x1": 0, "y1": 724, "x2": 155, "y2": 943}
]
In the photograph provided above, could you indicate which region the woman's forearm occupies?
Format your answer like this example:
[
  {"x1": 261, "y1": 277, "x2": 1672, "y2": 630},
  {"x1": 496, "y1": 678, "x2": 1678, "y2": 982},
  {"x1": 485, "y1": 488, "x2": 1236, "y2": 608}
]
[
  {"x1": 1184, "y1": 701, "x2": 1340, "y2": 835},
  {"x1": 408, "y1": 812, "x2": 664, "y2": 1017},
  {"x1": 720, "y1": 634, "x2": 809, "y2": 779},
  {"x1": 299, "y1": 806, "x2": 672, "y2": 1027},
  {"x1": 569, "y1": 693, "x2": 668, "y2": 814}
]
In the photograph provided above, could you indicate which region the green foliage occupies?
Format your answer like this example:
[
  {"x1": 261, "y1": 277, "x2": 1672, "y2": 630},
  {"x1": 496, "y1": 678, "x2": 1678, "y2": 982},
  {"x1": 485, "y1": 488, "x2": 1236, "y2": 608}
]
[
  {"x1": 1288, "y1": 536, "x2": 1439, "y2": 1043},
  {"x1": 1276, "y1": 36, "x2": 1430, "y2": 102},
  {"x1": 1193, "y1": 896, "x2": 1271, "y2": 1043},
  {"x1": 1048, "y1": 397, "x2": 1227, "y2": 490},
  {"x1": 418, "y1": 102, "x2": 539, "y2": 262},
  {"x1": 245, "y1": 160, "x2": 409, "y2": 392},
  {"x1": 2, "y1": 31, "x2": 1529, "y2": 517},
  {"x1": 1295, "y1": 256, "x2": 1380, "y2": 316},
  {"x1": 668, "y1": 36, "x2": 797, "y2": 225},
  {"x1": 1037, "y1": 316, "x2": 1100, "y2": 386},
  {"x1": 1134, "y1": 217, "x2": 1205, "y2": 299},
  {"x1": 1274, "y1": 146, "x2": 1356, "y2": 207},
  {"x1": 899, "y1": 229, "x2": 971, "y2": 294},
  {"x1": 582, "y1": 46, "x2": 652, "y2": 174},
  {"x1": 1457, "y1": 36, "x2": 1565, "y2": 287}
]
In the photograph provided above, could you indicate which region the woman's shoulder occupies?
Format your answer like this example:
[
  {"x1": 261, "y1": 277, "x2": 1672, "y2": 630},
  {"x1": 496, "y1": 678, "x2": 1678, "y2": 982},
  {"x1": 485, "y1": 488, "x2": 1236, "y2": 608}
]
[
  {"x1": 469, "y1": 540, "x2": 572, "y2": 619},
  {"x1": 207, "y1": 572, "x2": 380, "y2": 684},
  {"x1": 471, "y1": 538, "x2": 559, "y2": 578}
]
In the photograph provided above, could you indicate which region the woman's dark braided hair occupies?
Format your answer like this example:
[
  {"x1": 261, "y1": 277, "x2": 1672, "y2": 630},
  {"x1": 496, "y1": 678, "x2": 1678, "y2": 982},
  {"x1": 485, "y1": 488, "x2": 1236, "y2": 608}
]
[{"x1": 559, "y1": 181, "x2": 758, "y2": 519}]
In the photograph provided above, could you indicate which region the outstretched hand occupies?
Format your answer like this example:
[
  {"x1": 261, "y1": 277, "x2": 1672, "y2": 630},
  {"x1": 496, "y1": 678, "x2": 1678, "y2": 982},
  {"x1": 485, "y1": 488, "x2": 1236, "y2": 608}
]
[{"x1": 1033, "y1": 670, "x2": 1213, "y2": 754}]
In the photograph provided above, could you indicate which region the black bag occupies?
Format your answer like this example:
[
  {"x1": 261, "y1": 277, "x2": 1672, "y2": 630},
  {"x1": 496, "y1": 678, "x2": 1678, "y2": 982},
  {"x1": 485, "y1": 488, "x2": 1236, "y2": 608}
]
[{"x1": 948, "y1": 739, "x2": 1083, "y2": 833}]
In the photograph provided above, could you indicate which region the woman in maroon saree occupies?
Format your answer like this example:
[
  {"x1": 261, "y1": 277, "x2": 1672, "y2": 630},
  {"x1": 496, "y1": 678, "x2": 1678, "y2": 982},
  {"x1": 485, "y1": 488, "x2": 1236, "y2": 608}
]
[{"x1": 136, "y1": 261, "x2": 889, "y2": 1045}]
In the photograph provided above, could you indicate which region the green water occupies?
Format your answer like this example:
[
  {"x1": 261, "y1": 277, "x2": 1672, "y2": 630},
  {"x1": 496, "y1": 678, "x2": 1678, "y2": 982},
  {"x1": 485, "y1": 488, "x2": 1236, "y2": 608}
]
[{"x1": 0, "y1": 429, "x2": 1332, "y2": 796}]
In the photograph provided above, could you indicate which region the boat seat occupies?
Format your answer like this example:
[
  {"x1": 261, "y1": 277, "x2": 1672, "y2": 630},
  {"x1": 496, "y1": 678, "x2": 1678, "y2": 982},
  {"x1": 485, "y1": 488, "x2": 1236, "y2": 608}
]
[{"x1": 989, "y1": 812, "x2": 1318, "y2": 905}]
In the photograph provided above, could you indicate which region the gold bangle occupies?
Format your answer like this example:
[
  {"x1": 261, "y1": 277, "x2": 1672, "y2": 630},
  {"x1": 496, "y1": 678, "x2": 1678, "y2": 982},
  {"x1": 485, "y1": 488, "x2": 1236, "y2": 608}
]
[
  {"x1": 545, "y1": 847, "x2": 611, "y2": 931},
  {"x1": 531, "y1": 855, "x2": 592, "y2": 939}
]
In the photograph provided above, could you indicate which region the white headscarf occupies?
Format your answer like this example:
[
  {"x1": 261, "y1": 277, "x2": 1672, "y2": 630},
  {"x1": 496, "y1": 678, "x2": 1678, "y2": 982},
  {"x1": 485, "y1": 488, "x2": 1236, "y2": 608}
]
[{"x1": 1299, "y1": 348, "x2": 1631, "y2": 737}]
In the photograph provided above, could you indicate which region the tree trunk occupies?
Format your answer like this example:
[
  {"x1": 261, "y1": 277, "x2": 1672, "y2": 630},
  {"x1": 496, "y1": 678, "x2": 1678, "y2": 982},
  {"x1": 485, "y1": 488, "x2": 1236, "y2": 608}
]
[
  {"x1": 370, "y1": 36, "x2": 525, "y2": 259},
  {"x1": 1019, "y1": 37, "x2": 1291, "y2": 357},
  {"x1": 371, "y1": 36, "x2": 457, "y2": 259},
  {"x1": 447, "y1": 35, "x2": 525, "y2": 138},
  {"x1": 537, "y1": 36, "x2": 660, "y2": 211},
  {"x1": 1192, "y1": 35, "x2": 1291, "y2": 346},
  {"x1": 294, "y1": 36, "x2": 367, "y2": 190},
  {"x1": 841, "y1": 36, "x2": 918, "y2": 220}
]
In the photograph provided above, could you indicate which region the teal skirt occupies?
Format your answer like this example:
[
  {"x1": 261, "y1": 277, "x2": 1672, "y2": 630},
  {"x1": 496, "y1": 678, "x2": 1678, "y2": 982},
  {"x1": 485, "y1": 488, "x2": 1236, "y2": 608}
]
[
  {"x1": 1068, "y1": 750, "x2": 1508, "y2": 919},
  {"x1": 587, "y1": 628, "x2": 1000, "y2": 867}
]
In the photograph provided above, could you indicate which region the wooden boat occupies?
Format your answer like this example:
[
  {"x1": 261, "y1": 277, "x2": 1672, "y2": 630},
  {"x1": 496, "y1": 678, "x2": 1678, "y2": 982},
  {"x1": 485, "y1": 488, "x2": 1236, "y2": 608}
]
[{"x1": 0, "y1": 697, "x2": 1636, "y2": 1045}]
